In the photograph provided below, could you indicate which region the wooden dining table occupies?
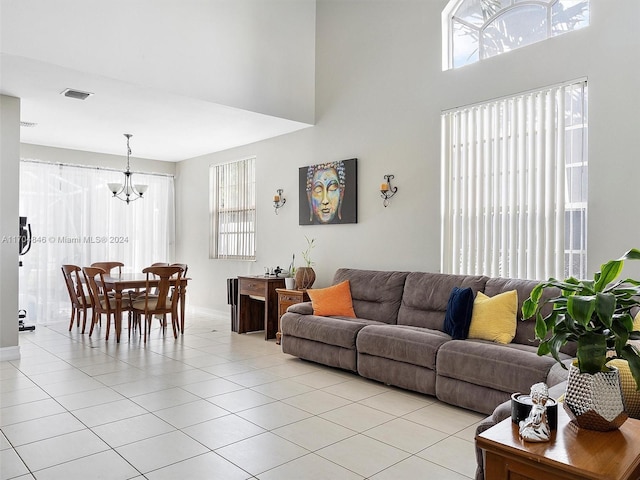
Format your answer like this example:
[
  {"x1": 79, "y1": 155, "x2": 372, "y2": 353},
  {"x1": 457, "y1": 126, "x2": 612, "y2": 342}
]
[{"x1": 101, "y1": 273, "x2": 189, "y2": 343}]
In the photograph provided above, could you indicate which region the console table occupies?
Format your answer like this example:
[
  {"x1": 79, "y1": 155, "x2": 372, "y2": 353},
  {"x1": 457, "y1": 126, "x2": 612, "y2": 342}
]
[
  {"x1": 476, "y1": 406, "x2": 640, "y2": 480},
  {"x1": 238, "y1": 275, "x2": 285, "y2": 340}
]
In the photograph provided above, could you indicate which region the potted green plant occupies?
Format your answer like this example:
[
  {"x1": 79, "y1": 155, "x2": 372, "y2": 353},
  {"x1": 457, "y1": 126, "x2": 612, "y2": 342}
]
[
  {"x1": 295, "y1": 236, "x2": 316, "y2": 289},
  {"x1": 522, "y1": 248, "x2": 640, "y2": 430}
]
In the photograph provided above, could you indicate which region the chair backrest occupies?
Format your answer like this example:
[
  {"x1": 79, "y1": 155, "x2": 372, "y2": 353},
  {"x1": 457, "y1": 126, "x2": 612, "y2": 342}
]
[
  {"x1": 140, "y1": 265, "x2": 184, "y2": 312},
  {"x1": 171, "y1": 263, "x2": 188, "y2": 276},
  {"x1": 61, "y1": 264, "x2": 86, "y2": 307},
  {"x1": 90, "y1": 261, "x2": 124, "y2": 275},
  {"x1": 82, "y1": 266, "x2": 110, "y2": 313}
]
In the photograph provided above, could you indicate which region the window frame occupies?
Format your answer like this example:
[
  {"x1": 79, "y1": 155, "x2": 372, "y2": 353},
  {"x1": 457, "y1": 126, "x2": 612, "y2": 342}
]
[{"x1": 209, "y1": 156, "x2": 257, "y2": 261}]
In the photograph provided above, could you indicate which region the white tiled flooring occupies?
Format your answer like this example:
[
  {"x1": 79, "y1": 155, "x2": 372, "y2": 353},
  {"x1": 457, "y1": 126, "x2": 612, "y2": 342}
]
[{"x1": 1, "y1": 312, "x2": 484, "y2": 479}]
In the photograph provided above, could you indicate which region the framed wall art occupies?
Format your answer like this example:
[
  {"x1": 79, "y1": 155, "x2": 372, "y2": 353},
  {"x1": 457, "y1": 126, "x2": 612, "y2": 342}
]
[{"x1": 299, "y1": 158, "x2": 357, "y2": 225}]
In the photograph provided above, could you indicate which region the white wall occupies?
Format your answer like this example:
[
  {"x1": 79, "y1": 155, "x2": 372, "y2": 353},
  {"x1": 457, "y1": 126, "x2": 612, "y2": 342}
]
[
  {"x1": 177, "y1": 0, "x2": 640, "y2": 313},
  {"x1": 0, "y1": 95, "x2": 21, "y2": 359}
]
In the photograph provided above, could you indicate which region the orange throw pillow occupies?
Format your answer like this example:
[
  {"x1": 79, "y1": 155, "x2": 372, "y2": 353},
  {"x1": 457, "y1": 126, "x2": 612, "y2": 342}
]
[{"x1": 307, "y1": 280, "x2": 356, "y2": 317}]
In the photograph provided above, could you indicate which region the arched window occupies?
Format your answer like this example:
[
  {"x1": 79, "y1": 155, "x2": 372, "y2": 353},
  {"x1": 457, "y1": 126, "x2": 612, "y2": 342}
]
[{"x1": 443, "y1": 0, "x2": 590, "y2": 70}]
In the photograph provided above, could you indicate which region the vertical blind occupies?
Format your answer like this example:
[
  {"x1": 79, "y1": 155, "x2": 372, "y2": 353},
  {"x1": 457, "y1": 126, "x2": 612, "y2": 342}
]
[
  {"x1": 441, "y1": 80, "x2": 588, "y2": 280},
  {"x1": 19, "y1": 160, "x2": 175, "y2": 323},
  {"x1": 210, "y1": 157, "x2": 256, "y2": 260}
]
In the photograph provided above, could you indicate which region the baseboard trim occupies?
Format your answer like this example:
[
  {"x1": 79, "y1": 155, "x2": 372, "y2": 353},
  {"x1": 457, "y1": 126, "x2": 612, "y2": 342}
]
[
  {"x1": 188, "y1": 305, "x2": 229, "y2": 320},
  {"x1": 0, "y1": 345, "x2": 20, "y2": 361}
]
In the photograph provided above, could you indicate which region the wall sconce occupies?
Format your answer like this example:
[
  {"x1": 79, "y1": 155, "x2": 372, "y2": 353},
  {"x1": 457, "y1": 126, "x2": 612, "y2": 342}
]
[
  {"x1": 273, "y1": 188, "x2": 286, "y2": 214},
  {"x1": 380, "y1": 174, "x2": 398, "y2": 207}
]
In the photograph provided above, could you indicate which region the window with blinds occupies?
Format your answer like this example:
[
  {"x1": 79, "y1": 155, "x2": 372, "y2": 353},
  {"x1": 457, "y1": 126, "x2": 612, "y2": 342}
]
[
  {"x1": 210, "y1": 157, "x2": 256, "y2": 260},
  {"x1": 441, "y1": 80, "x2": 588, "y2": 280}
]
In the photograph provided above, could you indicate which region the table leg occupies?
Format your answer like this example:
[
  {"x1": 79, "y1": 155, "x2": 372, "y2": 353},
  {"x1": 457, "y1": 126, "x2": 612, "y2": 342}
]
[
  {"x1": 114, "y1": 288, "x2": 122, "y2": 343},
  {"x1": 180, "y1": 283, "x2": 186, "y2": 334}
]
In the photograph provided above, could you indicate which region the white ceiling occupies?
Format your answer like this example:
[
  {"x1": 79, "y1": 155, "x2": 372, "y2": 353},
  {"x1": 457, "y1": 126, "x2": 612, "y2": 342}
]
[{"x1": 0, "y1": 0, "x2": 316, "y2": 162}]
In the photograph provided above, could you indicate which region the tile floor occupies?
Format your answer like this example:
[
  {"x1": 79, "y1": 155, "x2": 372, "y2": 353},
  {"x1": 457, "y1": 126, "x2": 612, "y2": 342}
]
[{"x1": 1, "y1": 312, "x2": 484, "y2": 479}]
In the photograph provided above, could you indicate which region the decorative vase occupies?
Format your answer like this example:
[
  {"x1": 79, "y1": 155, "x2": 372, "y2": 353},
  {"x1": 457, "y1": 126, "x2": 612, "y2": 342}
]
[
  {"x1": 295, "y1": 267, "x2": 315, "y2": 290},
  {"x1": 284, "y1": 277, "x2": 296, "y2": 289},
  {"x1": 563, "y1": 363, "x2": 628, "y2": 431}
]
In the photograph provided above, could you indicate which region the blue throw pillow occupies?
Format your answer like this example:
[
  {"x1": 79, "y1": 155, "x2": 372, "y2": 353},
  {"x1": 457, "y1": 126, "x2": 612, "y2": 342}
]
[{"x1": 444, "y1": 287, "x2": 475, "y2": 340}]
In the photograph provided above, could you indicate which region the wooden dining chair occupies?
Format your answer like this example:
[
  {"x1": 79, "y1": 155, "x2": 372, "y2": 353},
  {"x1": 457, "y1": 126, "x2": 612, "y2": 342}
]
[
  {"x1": 170, "y1": 263, "x2": 188, "y2": 333},
  {"x1": 171, "y1": 263, "x2": 188, "y2": 276},
  {"x1": 82, "y1": 266, "x2": 133, "y2": 341},
  {"x1": 130, "y1": 265, "x2": 183, "y2": 343},
  {"x1": 61, "y1": 264, "x2": 92, "y2": 333},
  {"x1": 147, "y1": 262, "x2": 170, "y2": 293},
  {"x1": 90, "y1": 261, "x2": 124, "y2": 275},
  {"x1": 142, "y1": 262, "x2": 179, "y2": 331},
  {"x1": 91, "y1": 261, "x2": 142, "y2": 297}
]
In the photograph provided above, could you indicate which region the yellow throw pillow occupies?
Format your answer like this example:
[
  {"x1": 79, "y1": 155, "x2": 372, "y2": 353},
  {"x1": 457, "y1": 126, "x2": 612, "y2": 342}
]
[
  {"x1": 633, "y1": 311, "x2": 640, "y2": 331},
  {"x1": 608, "y1": 359, "x2": 640, "y2": 419},
  {"x1": 468, "y1": 290, "x2": 517, "y2": 344},
  {"x1": 307, "y1": 280, "x2": 356, "y2": 318}
]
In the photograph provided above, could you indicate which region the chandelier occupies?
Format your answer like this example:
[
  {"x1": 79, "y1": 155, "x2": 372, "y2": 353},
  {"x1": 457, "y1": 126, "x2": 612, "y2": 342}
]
[{"x1": 107, "y1": 134, "x2": 148, "y2": 204}]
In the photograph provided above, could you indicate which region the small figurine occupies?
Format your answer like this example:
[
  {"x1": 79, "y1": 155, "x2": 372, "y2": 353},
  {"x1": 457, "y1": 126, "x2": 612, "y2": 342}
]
[{"x1": 519, "y1": 382, "x2": 551, "y2": 442}]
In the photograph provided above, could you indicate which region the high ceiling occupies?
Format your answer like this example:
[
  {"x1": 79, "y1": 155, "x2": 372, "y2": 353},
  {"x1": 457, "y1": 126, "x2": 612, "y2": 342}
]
[{"x1": 0, "y1": 0, "x2": 316, "y2": 161}]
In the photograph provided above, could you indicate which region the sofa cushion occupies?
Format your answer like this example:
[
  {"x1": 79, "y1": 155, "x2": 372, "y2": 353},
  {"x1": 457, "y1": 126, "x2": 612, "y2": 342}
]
[
  {"x1": 282, "y1": 335, "x2": 359, "y2": 372},
  {"x1": 332, "y1": 269, "x2": 408, "y2": 324},
  {"x1": 484, "y1": 277, "x2": 576, "y2": 356},
  {"x1": 444, "y1": 287, "x2": 475, "y2": 340},
  {"x1": 468, "y1": 290, "x2": 517, "y2": 344},
  {"x1": 307, "y1": 280, "x2": 356, "y2": 318},
  {"x1": 281, "y1": 313, "x2": 384, "y2": 349},
  {"x1": 397, "y1": 272, "x2": 488, "y2": 330},
  {"x1": 356, "y1": 324, "x2": 450, "y2": 370},
  {"x1": 436, "y1": 339, "x2": 569, "y2": 395},
  {"x1": 608, "y1": 359, "x2": 640, "y2": 419}
]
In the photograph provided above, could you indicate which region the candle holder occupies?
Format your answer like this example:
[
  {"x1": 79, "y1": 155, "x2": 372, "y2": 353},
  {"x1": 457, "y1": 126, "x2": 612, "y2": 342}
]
[
  {"x1": 380, "y1": 174, "x2": 398, "y2": 207},
  {"x1": 273, "y1": 188, "x2": 286, "y2": 214}
]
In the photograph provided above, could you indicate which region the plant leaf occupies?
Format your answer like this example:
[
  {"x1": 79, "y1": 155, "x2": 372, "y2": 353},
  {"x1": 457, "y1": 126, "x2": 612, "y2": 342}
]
[
  {"x1": 537, "y1": 341, "x2": 551, "y2": 356},
  {"x1": 521, "y1": 296, "x2": 539, "y2": 319},
  {"x1": 620, "y1": 248, "x2": 640, "y2": 261},
  {"x1": 621, "y1": 344, "x2": 640, "y2": 391},
  {"x1": 567, "y1": 295, "x2": 595, "y2": 328},
  {"x1": 534, "y1": 311, "x2": 548, "y2": 340},
  {"x1": 577, "y1": 332, "x2": 607, "y2": 374},
  {"x1": 548, "y1": 333, "x2": 569, "y2": 364},
  {"x1": 616, "y1": 312, "x2": 634, "y2": 332},
  {"x1": 611, "y1": 319, "x2": 630, "y2": 356},
  {"x1": 580, "y1": 280, "x2": 595, "y2": 294},
  {"x1": 594, "y1": 259, "x2": 623, "y2": 292},
  {"x1": 594, "y1": 292, "x2": 615, "y2": 328}
]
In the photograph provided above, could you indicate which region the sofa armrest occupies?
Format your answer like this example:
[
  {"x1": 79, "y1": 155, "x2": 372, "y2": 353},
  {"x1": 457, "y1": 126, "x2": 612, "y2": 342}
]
[
  {"x1": 546, "y1": 359, "x2": 572, "y2": 387},
  {"x1": 286, "y1": 302, "x2": 313, "y2": 315},
  {"x1": 474, "y1": 400, "x2": 512, "y2": 480}
]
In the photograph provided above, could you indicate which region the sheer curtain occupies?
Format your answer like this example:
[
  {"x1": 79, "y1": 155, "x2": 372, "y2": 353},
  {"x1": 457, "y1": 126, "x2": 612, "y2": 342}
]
[{"x1": 19, "y1": 160, "x2": 175, "y2": 324}]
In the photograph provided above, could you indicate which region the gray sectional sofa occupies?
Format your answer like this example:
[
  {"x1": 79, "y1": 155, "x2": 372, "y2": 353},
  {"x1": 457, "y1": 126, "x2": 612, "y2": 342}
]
[{"x1": 280, "y1": 268, "x2": 575, "y2": 415}]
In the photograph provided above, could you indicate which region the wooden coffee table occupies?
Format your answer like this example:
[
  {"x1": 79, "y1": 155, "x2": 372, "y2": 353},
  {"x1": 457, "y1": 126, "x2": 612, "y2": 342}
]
[{"x1": 476, "y1": 405, "x2": 640, "y2": 480}]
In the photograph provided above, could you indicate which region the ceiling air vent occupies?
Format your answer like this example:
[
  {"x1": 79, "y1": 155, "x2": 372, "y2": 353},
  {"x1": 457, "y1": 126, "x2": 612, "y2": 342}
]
[{"x1": 60, "y1": 88, "x2": 94, "y2": 100}]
